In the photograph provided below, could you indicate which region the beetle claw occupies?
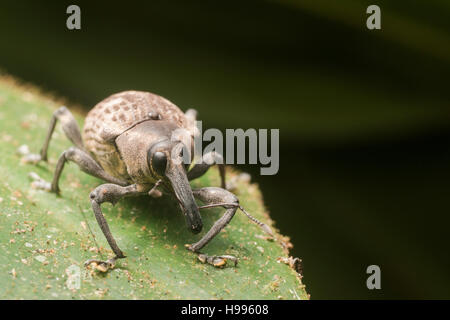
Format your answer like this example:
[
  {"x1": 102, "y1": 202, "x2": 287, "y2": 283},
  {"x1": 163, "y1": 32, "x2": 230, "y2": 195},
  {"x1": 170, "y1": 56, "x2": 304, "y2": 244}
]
[
  {"x1": 28, "y1": 172, "x2": 52, "y2": 192},
  {"x1": 196, "y1": 253, "x2": 238, "y2": 268},
  {"x1": 185, "y1": 244, "x2": 238, "y2": 268},
  {"x1": 84, "y1": 257, "x2": 117, "y2": 272}
]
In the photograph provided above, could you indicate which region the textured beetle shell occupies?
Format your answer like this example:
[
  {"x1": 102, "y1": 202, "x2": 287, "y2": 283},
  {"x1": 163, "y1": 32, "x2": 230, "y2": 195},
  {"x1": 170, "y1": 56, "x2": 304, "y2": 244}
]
[{"x1": 83, "y1": 90, "x2": 188, "y2": 182}]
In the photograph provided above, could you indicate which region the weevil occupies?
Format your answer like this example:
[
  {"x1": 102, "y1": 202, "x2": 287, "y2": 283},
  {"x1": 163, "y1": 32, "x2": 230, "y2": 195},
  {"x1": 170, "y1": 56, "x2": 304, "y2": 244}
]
[{"x1": 23, "y1": 91, "x2": 272, "y2": 271}]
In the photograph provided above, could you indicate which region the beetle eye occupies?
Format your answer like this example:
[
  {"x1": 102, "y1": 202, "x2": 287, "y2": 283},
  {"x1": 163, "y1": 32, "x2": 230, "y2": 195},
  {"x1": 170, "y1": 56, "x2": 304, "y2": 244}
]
[{"x1": 151, "y1": 151, "x2": 167, "y2": 176}]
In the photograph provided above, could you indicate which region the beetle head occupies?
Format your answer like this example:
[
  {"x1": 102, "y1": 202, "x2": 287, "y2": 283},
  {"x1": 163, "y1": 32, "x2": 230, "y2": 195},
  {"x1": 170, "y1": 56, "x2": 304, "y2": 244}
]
[{"x1": 147, "y1": 140, "x2": 202, "y2": 234}]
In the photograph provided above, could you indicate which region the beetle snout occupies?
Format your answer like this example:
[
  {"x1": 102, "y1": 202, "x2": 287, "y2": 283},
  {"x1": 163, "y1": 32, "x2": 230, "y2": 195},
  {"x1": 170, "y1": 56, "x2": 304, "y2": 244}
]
[
  {"x1": 165, "y1": 151, "x2": 203, "y2": 236},
  {"x1": 181, "y1": 196, "x2": 203, "y2": 235},
  {"x1": 190, "y1": 220, "x2": 203, "y2": 234}
]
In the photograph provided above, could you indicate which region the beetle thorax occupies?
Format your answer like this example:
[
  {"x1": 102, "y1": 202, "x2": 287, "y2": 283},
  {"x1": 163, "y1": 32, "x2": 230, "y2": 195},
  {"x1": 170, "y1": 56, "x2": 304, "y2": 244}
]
[{"x1": 115, "y1": 120, "x2": 181, "y2": 185}]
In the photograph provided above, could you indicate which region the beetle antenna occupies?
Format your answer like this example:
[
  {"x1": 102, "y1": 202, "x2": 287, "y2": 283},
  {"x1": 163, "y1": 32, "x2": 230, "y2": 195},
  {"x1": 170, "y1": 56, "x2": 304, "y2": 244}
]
[
  {"x1": 198, "y1": 202, "x2": 274, "y2": 236},
  {"x1": 238, "y1": 205, "x2": 274, "y2": 237}
]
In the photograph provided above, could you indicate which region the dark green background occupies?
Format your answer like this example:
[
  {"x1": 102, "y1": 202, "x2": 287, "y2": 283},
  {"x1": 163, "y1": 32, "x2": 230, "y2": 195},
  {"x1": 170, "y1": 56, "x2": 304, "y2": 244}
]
[{"x1": 0, "y1": 0, "x2": 449, "y2": 299}]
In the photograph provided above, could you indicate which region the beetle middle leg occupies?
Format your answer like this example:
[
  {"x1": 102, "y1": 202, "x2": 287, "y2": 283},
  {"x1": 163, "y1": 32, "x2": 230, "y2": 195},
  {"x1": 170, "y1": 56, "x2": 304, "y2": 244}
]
[
  {"x1": 22, "y1": 106, "x2": 84, "y2": 163},
  {"x1": 20, "y1": 106, "x2": 127, "y2": 193},
  {"x1": 84, "y1": 183, "x2": 147, "y2": 272}
]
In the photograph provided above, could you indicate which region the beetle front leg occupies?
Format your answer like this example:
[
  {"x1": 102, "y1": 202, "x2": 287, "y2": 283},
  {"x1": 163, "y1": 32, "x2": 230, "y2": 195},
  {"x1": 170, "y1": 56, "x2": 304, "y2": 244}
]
[
  {"x1": 185, "y1": 187, "x2": 239, "y2": 267},
  {"x1": 84, "y1": 183, "x2": 146, "y2": 272}
]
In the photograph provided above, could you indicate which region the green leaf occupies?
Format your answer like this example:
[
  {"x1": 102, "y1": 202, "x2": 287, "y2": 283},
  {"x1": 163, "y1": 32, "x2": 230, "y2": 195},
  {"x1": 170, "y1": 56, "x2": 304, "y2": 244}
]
[{"x1": 0, "y1": 75, "x2": 308, "y2": 300}]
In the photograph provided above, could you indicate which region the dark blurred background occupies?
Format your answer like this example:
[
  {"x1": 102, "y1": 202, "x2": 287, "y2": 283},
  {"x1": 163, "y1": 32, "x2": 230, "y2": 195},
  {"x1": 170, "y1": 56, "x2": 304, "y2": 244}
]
[{"x1": 1, "y1": 0, "x2": 449, "y2": 299}]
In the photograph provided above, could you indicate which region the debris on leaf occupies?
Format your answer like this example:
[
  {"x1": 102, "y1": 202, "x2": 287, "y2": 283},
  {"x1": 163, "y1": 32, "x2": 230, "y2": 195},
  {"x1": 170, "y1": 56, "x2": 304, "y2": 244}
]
[
  {"x1": 278, "y1": 256, "x2": 303, "y2": 276},
  {"x1": 226, "y1": 172, "x2": 251, "y2": 190},
  {"x1": 94, "y1": 288, "x2": 108, "y2": 297},
  {"x1": 34, "y1": 255, "x2": 47, "y2": 263},
  {"x1": 18, "y1": 145, "x2": 42, "y2": 164},
  {"x1": 255, "y1": 234, "x2": 274, "y2": 241},
  {"x1": 16, "y1": 144, "x2": 30, "y2": 156}
]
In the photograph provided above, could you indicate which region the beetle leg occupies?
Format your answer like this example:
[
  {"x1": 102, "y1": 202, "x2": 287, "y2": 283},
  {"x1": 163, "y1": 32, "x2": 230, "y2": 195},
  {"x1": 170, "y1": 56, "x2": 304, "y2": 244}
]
[
  {"x1": 50, "y1": 147, "x2": 128, "y2": 194},
  {"x1": 187, "y1": 151, "x2": 226, "y2": 189},
  {"x1": 185, "y1": 187, "x2": 239, "y2": 267},
  {"x1": 184, "y1": 109, "x2": 226, "y2": 188},
  {"x1": 85, "y1": 183, "x2": 145, "y2": 272},
  {"x1": 185, "y1": 108, "x2": 198, "y2": 129},
  {"x1": 184, "y1": 108, "x2": 199, "y2": 138},
  {"x1": 22, "y1": 106, "x2": 84, "y2": 163}
]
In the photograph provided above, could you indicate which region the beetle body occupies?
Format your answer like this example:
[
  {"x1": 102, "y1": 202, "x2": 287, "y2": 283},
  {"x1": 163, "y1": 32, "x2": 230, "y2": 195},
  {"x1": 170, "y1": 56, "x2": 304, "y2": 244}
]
[
  {"x1": 83, "y1": 91, "x2": 189, "y2": 185},
  {"x1": 24, "y1": 90, "x2": 272, "y2": 271}
]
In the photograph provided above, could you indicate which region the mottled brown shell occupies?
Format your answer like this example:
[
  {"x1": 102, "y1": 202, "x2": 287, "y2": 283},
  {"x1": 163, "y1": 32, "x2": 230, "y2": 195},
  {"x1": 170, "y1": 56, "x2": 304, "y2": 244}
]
[{"x1": 82, "y1": 90, "x2": 187, "y2": 181}]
